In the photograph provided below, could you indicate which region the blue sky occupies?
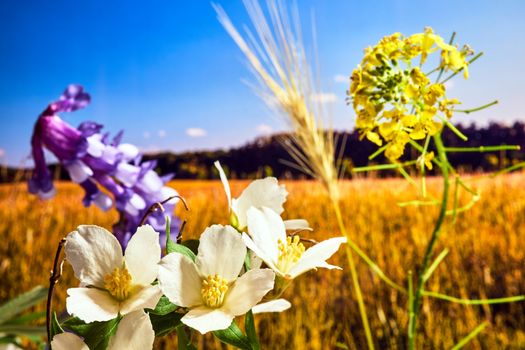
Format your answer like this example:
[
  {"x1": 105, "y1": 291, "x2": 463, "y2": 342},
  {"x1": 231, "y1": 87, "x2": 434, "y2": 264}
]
[{"x1": 1, "y1": 0, "x2": 524, "y2": 166}]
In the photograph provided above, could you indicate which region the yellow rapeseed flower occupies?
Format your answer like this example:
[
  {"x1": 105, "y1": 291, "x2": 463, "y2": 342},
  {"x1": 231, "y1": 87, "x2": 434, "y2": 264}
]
[{"x1": 348, "y1": 28, "x2": 472, "y2": 160}]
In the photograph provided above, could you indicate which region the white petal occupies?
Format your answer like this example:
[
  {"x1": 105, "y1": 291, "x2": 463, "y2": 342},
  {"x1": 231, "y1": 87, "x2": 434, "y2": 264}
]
[
  {"x1": 248, "y1": 249, "x2": 263, "y2": 270},
  {"x1": 109, "y1": 310, "x2": 155, "y2": 350},
  {"x1": 66, "y1": 288, "x2": 119, "y2": 322},
  {"x1": 115, "y1": 163, "x2": 140, "y2": 187},
  {"x1": 129, "y1": 193, "x2": 146, "y2": 210},
  {"x1": 65, "y1": 225, "x2": 123, "y2": 287},
  {"x1": 158, "y1": 253, "x2": 202, "y2": 308},
  {"x1": 136, "y1": 170, "x2": 163, "y2": 194},
  {"x1": 125, "y1": 225, "x2": 161, "y2": 286},
  {"x1": 86, "y1": 135, "x2": 105, "y2": 158},
  {"x1": 120, "y1": 285, "x2": 163, "y2": 316},
  {"x1": 252, "y1": 299, "x2": 291, "y2": 314},
  {"x1": 155, "y1": 186, "x2": 179, "y2": 204},
  {"x1": 246, "y1": 207, "x2": 286, "y2": 263},
  {"x1": 181, "y1": 306, "x2": 233, "y2": 334},
  {"x1": 214, "y1": 161, "x2": 232, "y2": 208},
  {"x1": 241, "y1": 233, "x2": 280, "y2": 276},
  {"x1": 51, "y1": 332, "x2": 89, "y2": 350},
  {"x1": 232, "y1": 177, "x2": 287, "y2": 229},
  {"x1": 118, "y1": 143, "x2": 140, "y2": 161},
  {"x1": 102, "y1": 146, "x2": 120, "y2": 165},
  {"x1": 66, "y1": 160, "x2": 93, "y2": 183},
  {"x1": 223, "y1": 268, "x2": 275, "y2": 316},
  {"x1": 196, "y1": 225, "x2": 246, "y2": 281},
  {"x1": 288, "y1": 237, "x2": 347, "y2": 278},
  {"x1": 284, "y1": 219, "x2": 312, "y2": 231}
]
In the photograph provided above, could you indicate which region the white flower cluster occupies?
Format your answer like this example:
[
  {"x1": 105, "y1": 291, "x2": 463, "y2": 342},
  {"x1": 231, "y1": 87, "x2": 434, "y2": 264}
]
[{"x1": 51, "y1": 162, "x2": 346, "y2": 349}]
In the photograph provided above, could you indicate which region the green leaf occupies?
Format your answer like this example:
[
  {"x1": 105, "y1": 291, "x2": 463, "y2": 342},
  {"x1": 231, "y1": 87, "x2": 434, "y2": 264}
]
[
  {"x1": 0, "y1": 325, "x2": 47, "y2": 337},
  {"x1": 62, "y1": 316, "x2": 121, "y2": 350},
  {"x1": 165, "y1": 216, "x2": 177, "y2": 255},
  {"x1": 148, "y1": 296, "x2": 178, "y2": 316},
  {"x1": 181, "y1": 239, "x2": 199, "y2": 256},
  {"x1": 0, "y1": 286, "x2": 48, "y2": 324},
  {"x1": 176, "y1": 326, "x2": 198, "y2": 350},
  {"x1": 150, "y1": 312, "x2": 183, "y2": 337},
  {"x1": 8, "y1": 311, "x2": 46, "y2": 325},
  {"x1": 245, "y1": 310, "x2": 259, "y2": 350},
  {"x1": 50, "y1": 311, "x2": 64, "y2": 341},
  {"x1": 169, "y1": 244, "x2": 197, "y2": 262},
  {"x1": 213, "y1": 321, "x2": 252, "y2": 350}
]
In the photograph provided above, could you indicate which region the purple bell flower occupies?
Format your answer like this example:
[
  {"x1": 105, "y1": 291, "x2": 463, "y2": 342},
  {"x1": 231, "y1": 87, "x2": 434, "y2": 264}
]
[{"x1": 29, "y1": 84, "x2": 181, "y2": 248}]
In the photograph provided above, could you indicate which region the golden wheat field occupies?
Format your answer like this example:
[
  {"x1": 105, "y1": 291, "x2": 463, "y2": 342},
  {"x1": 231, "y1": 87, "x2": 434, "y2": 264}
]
[{"x1": 1, "y1": 173, "x2": 524, "y2": 349}]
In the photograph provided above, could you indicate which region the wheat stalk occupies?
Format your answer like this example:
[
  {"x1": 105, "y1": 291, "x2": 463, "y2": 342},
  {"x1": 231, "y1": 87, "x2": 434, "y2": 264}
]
[{"x1": 214, "y1": 1, "x2": 375, "y2": 347}]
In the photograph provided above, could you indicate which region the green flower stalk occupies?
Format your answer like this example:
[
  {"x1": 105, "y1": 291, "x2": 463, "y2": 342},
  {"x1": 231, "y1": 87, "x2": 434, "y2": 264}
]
[{"x1": 349, "y1": 28, "x2": 524, "y2": 349}]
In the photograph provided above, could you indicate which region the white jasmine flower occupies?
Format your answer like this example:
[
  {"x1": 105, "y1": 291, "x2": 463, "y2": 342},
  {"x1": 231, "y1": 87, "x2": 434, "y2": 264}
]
[
  {"x1": 252, "y1": 298, "x2": 291, "y2": 314},
  {"x1": 51, "y1": 310, "x2": 154, "y2": 350},
  {"x1": 214, "y1": 161, "x2": 309, "y2": 231},
  {"x1": 158, "y1": 225, "x2": 275, "y2": 334},
  {"x1": 244, "y1": 207, "x2": 347, "y2": 279},
  {"x1": 64, "y1": 225, "x2": 163, "y2": 323}
]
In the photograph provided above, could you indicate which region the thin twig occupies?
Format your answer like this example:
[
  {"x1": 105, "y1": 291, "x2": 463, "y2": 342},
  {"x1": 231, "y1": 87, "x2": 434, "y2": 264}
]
[
  {"x1": 46, "y1": 238, "x2": 66, "y2": 344},
  {"x1": 177, "y1": 220, "x2": 188, "y2": 244},
  {"x1": 139, "y1": 195, "x2": 189, "y2": 226}
]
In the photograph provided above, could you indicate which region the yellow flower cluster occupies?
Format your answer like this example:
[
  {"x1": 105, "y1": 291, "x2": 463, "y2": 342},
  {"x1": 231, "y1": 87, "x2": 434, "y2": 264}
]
[{"x1": 349, "y1": 28, "x2": 472, "y2": 160}]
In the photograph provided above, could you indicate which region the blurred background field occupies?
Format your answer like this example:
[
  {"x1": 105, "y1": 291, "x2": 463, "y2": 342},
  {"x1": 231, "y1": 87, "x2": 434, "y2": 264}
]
[{"x1": 1, "y1": 173, "x2": 524, "y2": 349}]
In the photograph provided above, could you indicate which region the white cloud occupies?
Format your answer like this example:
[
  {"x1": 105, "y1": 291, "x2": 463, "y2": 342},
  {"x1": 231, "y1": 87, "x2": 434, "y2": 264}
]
[
  {"x1": 256, "y1": 124, "x2": 273, "y2": 134},
  {"x1": 158, "y1": 130, "x2": 166, "y2": 138},
  {"x1": 311, "y1": 92, "x2": 338, "y2": 104},
  {"x1": 186, "y1": 127, "x2": 207, "y2": 138},
  {"x1": 0, "y1": 148, "x2": 5, "y2": 158},
  {"x1": 444, "y1": 80, "x2": 455, "y2": 90},
  {"x1": 333, "y1": 74, "x2": 348, "y2": 83},
  {"x1": 143, "y1": 131, "x2": 151, "y2": 139}
]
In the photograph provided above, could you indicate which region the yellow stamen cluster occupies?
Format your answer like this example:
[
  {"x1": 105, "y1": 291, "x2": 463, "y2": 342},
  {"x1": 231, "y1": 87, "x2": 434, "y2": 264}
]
[
  {"x1": 348, "y1": 27, "x2": 472, "y2": 160},
  {"x1": 277, "y1": 235, "x2": 305, "y2": 274},
  {"x1": 201, "y1": 274, "x2": 229, "y2": 308},
  {"x1": 104, "y1": 266, "x2": 132, "y2": 301}
]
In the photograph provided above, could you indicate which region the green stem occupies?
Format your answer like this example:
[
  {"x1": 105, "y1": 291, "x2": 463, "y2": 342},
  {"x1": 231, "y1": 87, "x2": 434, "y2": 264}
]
[
  {"x1": 451, "y1": 176, "x2": 460, "y2": 223},
  {"x1": 421, "y1": 248, "x2": 449, "y2": 282},
  {"x1": 453, "y1": 100, "x2": 498, "y2": 114},
  {"x1": 437, "y1": 116, "x2": 468, "y2": 141},
  {"x1": 435, "y1": 32, "x2": 456, "y2": 82},
  {"x1": 440, "y1": 52, "x2": 483, "y2": 84},
  {"x1": 346, "y1": 237, "x2": 406, "y2": 293},
  {"x1": 445, "y1": 145, "x2": 520, "y2": 152},
  {"x1": 397, "y1": 200, "x2": 440, "y2": 207},
  {"x1": 409, "y1": 140, "x2": 444, "y2": 169},
  {"x1": 397, "y1": 167, "x2": 419, "y2": 188},
  {"x1": 420, "y1": 136, "x2": 431, "y2": 197},
  {"x1": 408, "y1": 133, "x2": 450, "y2": 350},
  {"x1": 491, "y1": 161, "x2": 525, "y2": 176},
  {"x1": 422, "y1": 291, "x2": 525, "y2": 305},
  {"x1": 451, "y1": 322, "x2": 489, "y2": 350},
  {"x1": 407, "y1": 271, "x2": 415, "y2": 344},
  {"x1": 369, "y1": 145, "x2": 388, "y2": 160},
  {"x1": 352, "y1": 160, "x2": 417, "y2": 172},
  {"x1": 332, "y1": 199, "x2": 375, "y2": 350},
  {"x1": 446, "y1": 196, "x2": 479, "y2": 216}
]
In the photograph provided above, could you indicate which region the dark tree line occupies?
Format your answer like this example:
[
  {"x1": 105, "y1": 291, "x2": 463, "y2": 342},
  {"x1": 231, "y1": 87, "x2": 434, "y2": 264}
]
[
  {"x1": 143, "y1": 121, "x2": 525, "y2": 179},
  {"x1": 3, "y1": 122, "x2": 524, "y2": 182}
]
